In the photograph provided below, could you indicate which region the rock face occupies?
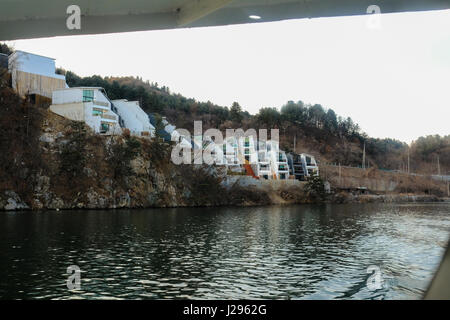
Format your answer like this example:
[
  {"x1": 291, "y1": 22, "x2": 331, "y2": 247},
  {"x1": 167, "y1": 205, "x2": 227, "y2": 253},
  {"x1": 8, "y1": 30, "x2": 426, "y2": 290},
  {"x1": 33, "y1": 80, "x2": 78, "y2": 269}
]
[
  {"x1": 1, "y1": 191, "x2": 29, "y2": 210},
  {"x1": 1, "y1": 114, "x2": 444, "y2": 211},
  {"x1": 0, "y1": 120, "x2": 237, "y2": 210}
]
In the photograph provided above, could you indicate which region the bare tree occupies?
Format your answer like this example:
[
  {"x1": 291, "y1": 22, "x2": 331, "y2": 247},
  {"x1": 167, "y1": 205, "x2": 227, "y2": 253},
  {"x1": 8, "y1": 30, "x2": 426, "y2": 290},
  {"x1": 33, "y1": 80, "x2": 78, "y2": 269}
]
[{"x1": 0, "y1": 45, "x2": 19, "y2": 90}]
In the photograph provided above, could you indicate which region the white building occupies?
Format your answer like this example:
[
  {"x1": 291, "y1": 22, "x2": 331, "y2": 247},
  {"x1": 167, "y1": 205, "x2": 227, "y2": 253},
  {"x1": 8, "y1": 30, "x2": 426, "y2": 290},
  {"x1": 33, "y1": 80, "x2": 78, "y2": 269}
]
[
  {"x1": 237, "y1": 135, "x2": 258, "y2": 164},
  {"x1": 300, "y1": 153, "x2": 319, "y2": 177},
  {"x1": 171, "y1": 129, "x2": 194, "y2": 149},
  {"x1": 287, "y1": 153, "x2": 319, "y2": 180},
  {"x1": 202, "y1": 136, "x2": 226, "y2": 165},
  {"x1": 50, "y1": 87, "x2": 121, "y2": 135},
  {"x1": 256, "y1": 140, "x2": 272, "y2": 179},
  {"x1": 8, "y1": 50, "x2": 67, "y2": 98},
  {"x1": 222, "y1": 136, "x2": 241, "y2": 172},
  {"x1": 162, "y1": 117, "x2": 176, "y2": 135},
  {"x1": 112, "y1": 99, "x2": 155, "y2": 137},
  {"x1": 264, "y1": 140, "x2": 290, "y2": 180}
]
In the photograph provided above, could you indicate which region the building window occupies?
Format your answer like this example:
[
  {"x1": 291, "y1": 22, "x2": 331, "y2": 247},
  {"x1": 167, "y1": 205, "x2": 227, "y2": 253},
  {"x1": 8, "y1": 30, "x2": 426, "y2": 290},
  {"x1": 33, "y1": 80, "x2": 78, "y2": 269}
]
[
  {"x1": 83, "y1": 89, "x2": 94, "y2": 102},
  {"x1": 100, "y1": 123, "x2": 109, "y2": 133}
]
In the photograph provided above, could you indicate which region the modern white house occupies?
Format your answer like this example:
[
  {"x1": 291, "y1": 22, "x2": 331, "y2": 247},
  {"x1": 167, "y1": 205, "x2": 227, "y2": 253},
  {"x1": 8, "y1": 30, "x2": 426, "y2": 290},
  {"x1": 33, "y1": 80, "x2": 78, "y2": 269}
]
[
  {"x1": 300, "y1": 153, "x2": 320, "y2": 177},
  {"x1": 287, "y1": 153, "x2": 320, "y2": 180},
  {"x1": 169, "y1": 129, "x2": 317, "y2": 180},
  {"x1": 8, "y1": 50, "x2": 67, "y2": 98},
  {"x1": 111, "y1": 99, "x2": 155, "y2": 137},
  {"x1": 50, "y1": 87, "x2": 121, "y2": 135},
  {"x1": 171, "y1": 129, "x2": 193, "y2": 149},
  {"x1": 266, "y1": 140, "x2": 290, "y2": 180},
  {"x1": 256, "y1": 140, "x2": 272, "y2": 179},
  {"x1": 237, "y1": 135, "x2": 258, "y2": 164},
  {"x1": 162, "y1": 117, "x2": 176, "y2": 136},
  {"x1": 222, "y1": 136, "x2": 241, "y2": 172},
  {"x1": 200, "y1": 136, "x2": 227, "y2": 165}
]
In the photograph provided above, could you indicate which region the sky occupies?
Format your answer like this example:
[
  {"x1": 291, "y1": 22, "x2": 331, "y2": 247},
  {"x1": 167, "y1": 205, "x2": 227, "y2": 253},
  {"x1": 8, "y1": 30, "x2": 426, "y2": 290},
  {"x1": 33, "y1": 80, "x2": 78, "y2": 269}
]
[{"x1": 6, "y1": 9, "x2": 450, "y2": 143}]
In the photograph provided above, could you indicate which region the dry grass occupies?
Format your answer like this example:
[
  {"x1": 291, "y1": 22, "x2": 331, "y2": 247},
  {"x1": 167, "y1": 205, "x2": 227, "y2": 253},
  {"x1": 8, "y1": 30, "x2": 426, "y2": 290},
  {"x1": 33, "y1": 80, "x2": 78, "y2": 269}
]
[{"x1": 320, "y1": 164, "x2": 447, "y2": 196}]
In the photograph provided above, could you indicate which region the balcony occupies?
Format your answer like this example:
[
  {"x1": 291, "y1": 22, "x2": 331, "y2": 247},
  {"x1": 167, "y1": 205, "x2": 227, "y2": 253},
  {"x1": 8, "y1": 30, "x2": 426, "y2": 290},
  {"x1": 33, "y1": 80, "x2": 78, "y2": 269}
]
[
  {"x1": 88, "y1": 101, "x2": 110, "y2": 110},
  {"x1": 100, "y1": 123, "x2": 110, "y2": 134},
  {"x1": 93, "y1": 100, "x2": 109, "y2": 107},
  {"x1": 101, "y1": 113, "x2": 117, "y2": 121},
  {"x1": 278, "y1": 152, "x2": 287, "y2": 162}
]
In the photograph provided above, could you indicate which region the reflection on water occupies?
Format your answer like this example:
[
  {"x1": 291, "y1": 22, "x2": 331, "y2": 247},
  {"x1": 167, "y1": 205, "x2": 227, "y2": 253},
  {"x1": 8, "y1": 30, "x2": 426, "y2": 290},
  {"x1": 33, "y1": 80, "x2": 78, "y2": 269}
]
[{"x1": 0, "y1": 203, "x2": 449, "y2": 300}]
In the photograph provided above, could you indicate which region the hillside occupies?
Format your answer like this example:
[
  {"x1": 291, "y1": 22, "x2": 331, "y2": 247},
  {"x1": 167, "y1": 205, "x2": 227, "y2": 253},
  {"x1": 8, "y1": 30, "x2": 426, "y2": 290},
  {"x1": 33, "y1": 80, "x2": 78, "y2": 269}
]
[
  {"x1": 61, "y1": 70, "x2": 448, "y2": 175},
  {"x1": 0, "y1": 86, "x2": 278, "y2": 210},
  {"x1": 1, "y1": 41, "x2": 448, "y2": 174},
  {"x1": 0, "y1": 84, "x2": 447, "y2": 210}
]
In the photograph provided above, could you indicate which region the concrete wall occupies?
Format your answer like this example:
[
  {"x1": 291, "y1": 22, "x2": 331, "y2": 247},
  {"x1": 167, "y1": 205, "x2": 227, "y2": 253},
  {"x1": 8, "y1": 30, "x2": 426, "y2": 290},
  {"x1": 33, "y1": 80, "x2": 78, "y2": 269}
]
[
  {"x1": 50, "y1": 102, "x2": 121, "y2": 135},
  {"x1": 336, "y1": 177, "x2": 398, "y2": 192},
  {"x1": 53, "y1": 88, "x2": 110, "y2": 106},
  {"x1": 12, "y1": 70, "x2": 67, "y2": 98},
  {"x1": 322, "y1": 165, "x2": 398, "y2": 192},
  {"x1": 52, "y1": 88, "x2": 82, "y2": 104},
  {"x1": 50, "y1": 103, "x2": 84, "y2": 122},
  {"x1": 84, "y1": 103, "x2": 101, "y2": 133},
  {"x1": 223, "y1": 176, "x2": 304, "y2": 190}
]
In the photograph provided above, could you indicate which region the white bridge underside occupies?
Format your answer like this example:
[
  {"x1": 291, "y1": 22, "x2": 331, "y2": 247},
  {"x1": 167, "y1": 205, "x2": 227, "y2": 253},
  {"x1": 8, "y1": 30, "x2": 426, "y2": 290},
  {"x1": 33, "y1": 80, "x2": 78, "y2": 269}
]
[{"x1": 1, "y1": 0, "x2": 449, "y2": 41}]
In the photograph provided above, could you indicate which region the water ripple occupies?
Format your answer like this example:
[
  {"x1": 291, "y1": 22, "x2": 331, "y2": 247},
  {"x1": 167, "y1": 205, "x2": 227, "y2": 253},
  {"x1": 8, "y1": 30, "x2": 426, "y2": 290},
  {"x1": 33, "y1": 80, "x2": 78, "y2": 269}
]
[{"x1": 0, "y1": 203, "x2": 449, "y2": 300}]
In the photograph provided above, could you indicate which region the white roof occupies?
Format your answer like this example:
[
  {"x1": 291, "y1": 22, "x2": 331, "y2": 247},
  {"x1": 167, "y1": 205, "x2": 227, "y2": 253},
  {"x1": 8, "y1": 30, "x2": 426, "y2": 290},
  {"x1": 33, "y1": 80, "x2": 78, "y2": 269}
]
[
  {"x1": 54, "y1": 87, "x2": 105, "y2": 91},
  {"x1": 10, "y1": 50, "x2": 56, "y2": 60}
]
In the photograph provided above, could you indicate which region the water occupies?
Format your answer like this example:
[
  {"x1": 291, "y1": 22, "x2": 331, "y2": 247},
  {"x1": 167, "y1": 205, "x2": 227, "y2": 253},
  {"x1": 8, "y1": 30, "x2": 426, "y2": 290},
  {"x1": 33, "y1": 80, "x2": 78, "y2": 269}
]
[{"x1": 0, "y1": 203, "x2": 449, "y2": 300}]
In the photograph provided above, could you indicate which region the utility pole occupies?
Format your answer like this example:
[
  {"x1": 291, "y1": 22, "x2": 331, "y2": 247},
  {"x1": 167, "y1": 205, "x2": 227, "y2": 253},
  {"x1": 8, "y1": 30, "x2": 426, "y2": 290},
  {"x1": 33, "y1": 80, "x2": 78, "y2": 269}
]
[
  {"x1": 339, "y1": 162, "x2": 342, "y2": 187},
  {"x1": 362, "y1": 141, "x2": 366, "y2": 170},
  {"x1": 407, "y1": 147, "x2": 410, "y2": 174},
  {"x1": 293, "y1": 135, "x2": 296, "y2": 153},
  {"x1": 447, "y1": 180, "x2": 449, "y2": 197},
  {"x1": 437, "y1": 155, "x2": 441, "y2": 176}
]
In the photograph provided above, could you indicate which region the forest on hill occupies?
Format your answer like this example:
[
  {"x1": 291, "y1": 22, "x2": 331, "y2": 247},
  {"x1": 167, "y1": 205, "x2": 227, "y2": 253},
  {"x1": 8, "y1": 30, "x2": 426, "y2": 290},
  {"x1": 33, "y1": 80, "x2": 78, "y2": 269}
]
[
  {"x1": 62, "y1": 70, "x2": 448, "y2": 175},
  {"x1": 0, "y1": 43, "x2": 447, "y2": 175}
]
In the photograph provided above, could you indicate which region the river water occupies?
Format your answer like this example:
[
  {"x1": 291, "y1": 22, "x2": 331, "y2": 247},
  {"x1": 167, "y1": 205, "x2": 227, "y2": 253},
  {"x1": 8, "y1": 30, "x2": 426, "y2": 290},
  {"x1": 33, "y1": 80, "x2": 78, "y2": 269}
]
[{"x1": 0, "y1": 203, "x2": 449, "y2": 300}]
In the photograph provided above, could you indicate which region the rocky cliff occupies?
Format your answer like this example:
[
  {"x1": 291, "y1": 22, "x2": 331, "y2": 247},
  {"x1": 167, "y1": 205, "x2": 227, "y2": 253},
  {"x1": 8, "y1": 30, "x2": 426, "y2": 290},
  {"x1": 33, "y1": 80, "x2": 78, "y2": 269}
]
[
  {"x1": 0, "y1": 111, "x2": 224, "y2": 210},
  {"x1": 0, "y1": 107, "x2": 446, "y2": 211}
]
